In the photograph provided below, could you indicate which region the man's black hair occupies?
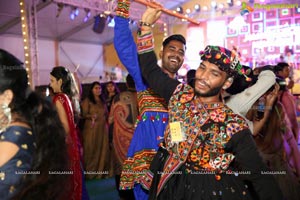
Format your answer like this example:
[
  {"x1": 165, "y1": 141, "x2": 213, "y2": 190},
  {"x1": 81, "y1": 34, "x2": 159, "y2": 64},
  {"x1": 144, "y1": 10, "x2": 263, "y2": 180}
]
[
  {"x1": 274, "y1": 62, "x2": 289, "y2": 73},
  {"x1": 162, "y1": 34, "x2": 186, "y2": 48},
  {"x1": 186, "y1": 69, "x2": 196, "y2": 87}
]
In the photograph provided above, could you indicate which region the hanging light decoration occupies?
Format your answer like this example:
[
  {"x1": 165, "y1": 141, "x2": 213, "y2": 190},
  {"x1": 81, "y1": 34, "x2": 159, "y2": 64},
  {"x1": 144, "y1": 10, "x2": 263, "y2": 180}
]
[
  {"x1": 70, "y1": 6, "x2": 79, "y2": 20},
  {"x1": 227, "y1": 0, "x2": 234, "y2": 7},
  {"x1": 19, "y1": 0, "x2": 32, "y2": 86},
  {"x1": 83, "y1": 8, "x2": 91, "y2": 22},
  {"x1": 194, "y1": 4, "x2": 201, "y2": 12},
  {"x1": 236, "y1": 0, "x2": 242, "y2": 6},
  {"x1": 211, "y1": 1, "x2": 217, "y2": 10},
  {"x1": 202, "y1": 6, "x2": 208, "y2": 11},
  {"x1": 163, "y1": 23, "x2": 168, "y2": 37},
  {"x1": 219, "y1": 3, "x2": 225, "y2": 9},
  {"x1": 176, "y1": 6, "x2": 183, "y2": 14}
]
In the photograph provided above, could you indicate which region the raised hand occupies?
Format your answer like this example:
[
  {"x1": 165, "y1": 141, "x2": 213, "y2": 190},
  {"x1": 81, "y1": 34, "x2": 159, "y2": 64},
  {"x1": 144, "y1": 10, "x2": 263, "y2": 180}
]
[
  {"x1": 266, "y1": 83, "x2": 279, "y2": 109},
  {"x1": 141, "y1": 2, "x2": 163, "y2": 26}
]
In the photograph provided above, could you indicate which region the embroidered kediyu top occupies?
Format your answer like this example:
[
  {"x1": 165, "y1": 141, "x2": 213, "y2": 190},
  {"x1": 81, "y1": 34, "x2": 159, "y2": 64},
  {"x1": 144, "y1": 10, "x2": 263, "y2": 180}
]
[
  {"x1": 142, "y1": 84, "x2": 283, "y2": 200},
  {"x1": 135, "y1": 88, "x2": 168, "y2": 127},
  {"x1": 141, "y1": 83, "x2": 246, "y2": 185},
  {"x1": 0, "y1": 126, "x2": 35, "y2": 200},
  {"x1": 120, "y1": 88, "x2": 169, "y2": 190}
]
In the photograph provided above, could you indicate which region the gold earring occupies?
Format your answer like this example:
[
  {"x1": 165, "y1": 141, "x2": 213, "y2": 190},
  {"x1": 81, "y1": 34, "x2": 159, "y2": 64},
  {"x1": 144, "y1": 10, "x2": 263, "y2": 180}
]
[{"x1": 0, "y1": 103, "x2": 11, "y2": 132}]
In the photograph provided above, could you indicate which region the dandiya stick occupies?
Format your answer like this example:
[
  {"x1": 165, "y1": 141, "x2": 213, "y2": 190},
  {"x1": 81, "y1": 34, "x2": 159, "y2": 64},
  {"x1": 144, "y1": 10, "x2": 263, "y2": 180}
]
[{"x1": 133, "y1": 0, "x2": 200, "y2": 25}]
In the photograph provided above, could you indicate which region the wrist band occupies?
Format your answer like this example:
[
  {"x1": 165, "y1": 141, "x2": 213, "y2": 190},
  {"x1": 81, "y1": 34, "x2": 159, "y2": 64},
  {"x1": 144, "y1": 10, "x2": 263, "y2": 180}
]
[
  {"x1": 137, "y1": 32, "x2": 154, "y2": 54},
  {"x1": 139, "y1": 21, "x2": 152, "y2": 27}
]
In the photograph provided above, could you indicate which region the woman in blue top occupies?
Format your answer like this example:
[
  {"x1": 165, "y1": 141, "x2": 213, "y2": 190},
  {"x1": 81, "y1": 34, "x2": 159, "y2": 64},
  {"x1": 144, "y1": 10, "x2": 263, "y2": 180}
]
[{"x1": 0, "y1": 49, "x2": 69, "y2": 199}]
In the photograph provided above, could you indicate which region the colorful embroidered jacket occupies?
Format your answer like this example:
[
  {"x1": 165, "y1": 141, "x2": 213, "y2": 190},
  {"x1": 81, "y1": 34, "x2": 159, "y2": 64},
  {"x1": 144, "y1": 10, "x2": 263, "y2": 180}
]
[
  {"x1": 149, "y1": 83, "x2": 249, "y2": 194},
  {"x1": 138, "y1": 35, "x2": 283, "y2": 200}
]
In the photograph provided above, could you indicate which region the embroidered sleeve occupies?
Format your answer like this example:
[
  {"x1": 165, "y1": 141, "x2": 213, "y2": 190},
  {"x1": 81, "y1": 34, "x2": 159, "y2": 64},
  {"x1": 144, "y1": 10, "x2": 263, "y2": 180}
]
[
  {"x1": 137, "y1": 32, "x2": 154, "y2": 54},
  {"x1": 115, "y1": 0, "x2": 130, "y2": 18}
]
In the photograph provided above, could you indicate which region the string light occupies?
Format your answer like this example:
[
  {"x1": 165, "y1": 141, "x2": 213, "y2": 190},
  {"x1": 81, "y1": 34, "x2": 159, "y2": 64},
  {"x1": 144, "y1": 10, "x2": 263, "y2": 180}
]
[
  {"x1": 163, "y1": 23, "x2": 168, "y2": 37},
  {"x1": 236, "y1": 1, "x2": 242, "y2": 6},
  {"x1": 19, "y1": 0, "x2": 32, "y2": 86},
  {"x1": 211, "y1": 1, "x2": 217, "y2": 10},
  {"x1": 176, "y1": 1, "x2": 240, "y2": 19},
  {"x1": 194, "y1": 4, "x2": 201, "y2": 12},
  {"x1": 227, "y1": 0, "x2": 234, "y2": 7},
  {"x1": 176, "y1": 7, "x2": 183, "y2": 14},
  {"x1": 83, "y1": 8, "x2": 91, "y2": 22}
]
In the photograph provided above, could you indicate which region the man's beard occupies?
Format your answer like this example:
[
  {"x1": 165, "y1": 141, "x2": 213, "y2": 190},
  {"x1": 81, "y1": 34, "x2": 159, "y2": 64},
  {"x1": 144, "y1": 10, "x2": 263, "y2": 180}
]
[
  {"x1": 162, "y1": 65, "x2": 179, "y2": 74},
  {"x1": 162, "y1": 59, "x2": 181, "y2": 74},
  {"x1": 194, "y1": 83, "x2": 224, "y2": 97}
]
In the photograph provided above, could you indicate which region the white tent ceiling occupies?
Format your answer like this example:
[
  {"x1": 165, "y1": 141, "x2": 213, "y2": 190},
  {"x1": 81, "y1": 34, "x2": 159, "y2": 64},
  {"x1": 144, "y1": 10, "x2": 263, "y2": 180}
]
[
  {"x1": 0, "y1": 0, "x2": 298, "y2": 44},
  {"x1": 1, "y1": 0, "x2": 298, "y2": 86},
  {"x1": 0, "y1": 0, "x2": 189, "y2": 44}
]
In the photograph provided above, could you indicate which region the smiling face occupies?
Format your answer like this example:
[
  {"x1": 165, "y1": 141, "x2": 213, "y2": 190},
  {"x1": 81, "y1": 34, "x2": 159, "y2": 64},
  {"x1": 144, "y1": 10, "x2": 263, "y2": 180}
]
[
  {"x1": 194, "y1": 61, "x2": 233, "y2": 102},
  {"x1": 161, "y1": 40, "x2": 185, "y2": 78}
]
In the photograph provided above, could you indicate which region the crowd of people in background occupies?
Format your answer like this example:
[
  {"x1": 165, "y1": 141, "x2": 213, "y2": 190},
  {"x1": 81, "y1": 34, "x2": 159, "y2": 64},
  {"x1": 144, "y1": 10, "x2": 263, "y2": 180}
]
[{"x1": 1, "y1": 1, "x2": 300, "y2": 200}]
